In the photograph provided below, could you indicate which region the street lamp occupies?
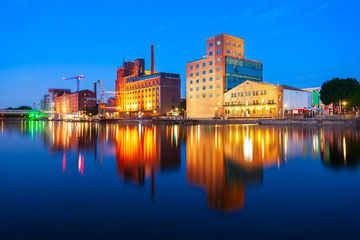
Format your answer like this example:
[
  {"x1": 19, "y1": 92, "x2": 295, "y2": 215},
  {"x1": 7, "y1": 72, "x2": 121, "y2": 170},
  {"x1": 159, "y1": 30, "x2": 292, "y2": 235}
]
[{"x1": 343, "y1": 101, "x2": 346, "y2": 119}]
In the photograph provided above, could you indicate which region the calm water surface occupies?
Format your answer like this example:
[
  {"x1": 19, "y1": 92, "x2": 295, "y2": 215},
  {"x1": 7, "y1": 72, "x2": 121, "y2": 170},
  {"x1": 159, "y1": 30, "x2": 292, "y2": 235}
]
[{"x1": 1, "y1": 120, "x2": 360, "y2": 239}]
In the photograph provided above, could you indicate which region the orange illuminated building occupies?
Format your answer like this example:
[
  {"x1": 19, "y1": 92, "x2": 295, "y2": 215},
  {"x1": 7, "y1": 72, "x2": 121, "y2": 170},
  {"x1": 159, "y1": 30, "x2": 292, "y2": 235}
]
[
  {"x1": 115, "y1": 45, "x2": 181, "y2": 116},
  {"x1": 186, "y1": 125, "x2": 284, "y2": 213}
]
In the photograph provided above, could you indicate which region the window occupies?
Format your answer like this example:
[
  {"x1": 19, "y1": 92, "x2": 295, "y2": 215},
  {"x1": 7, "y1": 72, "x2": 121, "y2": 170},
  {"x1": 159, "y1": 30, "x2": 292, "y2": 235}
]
[
  {"x1": 232, "y1": 42, "x2": 235, "y2": 46},
  {"x1": 196, "y1": 94, "x2": 199, "y2": 98},
  {"x1": 196, "y1": 72, "x2": 199, "y2": 76},
  {"x1": 232, "y1": 51, "x2": 236, "y2": 55},
  {"x1": 217, "y1": 84, "x2": 220, "y2": 88},
  {"x1": 202, "y1": 78, "x2": 206, "y2": 82},
  {"x1": 209, "y1": 69, "x2": 213, "y2": 73},
  {"x1": 216, "y1": 41, "x2": 221, "y2": 45},
  {"x1": 216, "y1": 58, "x2": 220, "y2": 62},
  {"x1": 202, "y1": 86, "x2": 206, "y2": 90},
  {"x1": 196, "y1": 87, "x2": 199, "y2": 91},
  {"x1": 209, "y1": 77, "x2": 213, "y2": 81},
  {"x1": 217, "y1": 75, "x2": 220, "y2": 80},
  {"x1": 190, "y1": 88, "x2": 193, "y2": 91},
  {"x1": 216, "y1": 50, "x2": 221, "y2": 54},
  {"x1": 202, "y1": 71, "x2": 206, "y2": 74},
  {"x1": 209, "y1": 51, "x2": 213, "y2": 56},
  {"x1": 209, "y1": 43, "x2": 213, "y2": 48},
  {"x1": 226, "y1": 41, "x2": 230, "y2": 45},
  {"x1": 190, "y1": 66, "x2": 193, "y2": 70},
  {"x1": 190, "y1": 95, "x2": 193, "y2": 99},
  {"x1": 217, "y1": 93, "x2": 220, "y2": 96},
  {"x1": 209, "y1": 85, "x2": 213, "y2": 89},
  {"x1": 256, "y1": 90, "x2": 258, "y2": 96},
  {"x1": 190, "y1": 80, "x2": 193, "y2": 84},
  {"x1": 241, "y1": 92, "x2": 243, "y2": 97},
  {"x1": 264, "y1": 90, "x2": 267, "y2": 95},
  {"x1": 261, "y1": 90, "x2": 263, "y2": 95},
  {"x1": 238, "y1": 52, "x2": 241, "y2": 56},
  {"x1": 209, "y1": 61, "x2": 213, "y2": 65},
  {"x1": 226, "y1": 50, "x2": 230, "y2": 54},
  {"x1": 253, "y1": 91, "x2": 255, "y2": 95},
  {"x1": 196, "y1": 64, "x2": 199, "y2": 68},
  {"x1": 248, "y1": 91, "x2": 251, "y2": 96},
  {"x1": 202, "y1": 63, "x2": 206, "y2": 67},
  {"x1": 202, "y1": 94, "x2": 206, "y2": 98},
  {"x1": 196, "y1": 79, "x2": 199, "y2": 83},
  {"x1": 216, "y1": 67, "x2": 220, "y2": 71},
  {"x1": 209, "y1": 93, "x2": 213, "y2": 97},
  {"x1": 238, "y1": 44, "x2": 241, "y2": 48},
  {"x1": 190, "y1": 73, "x2": 193, "y2": 77}
]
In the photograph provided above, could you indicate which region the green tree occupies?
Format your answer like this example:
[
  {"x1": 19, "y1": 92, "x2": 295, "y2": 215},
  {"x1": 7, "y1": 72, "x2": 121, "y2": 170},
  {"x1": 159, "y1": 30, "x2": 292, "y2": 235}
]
[
  {"x1": 320, "y1": 78, "x2": 360, "y2": 108},
  {"x1": 85, "y1": 107, "x2": 98, "y2": 116},
  {"x1": 178, "y1": 99, "x2": 186, "y2": 115}
]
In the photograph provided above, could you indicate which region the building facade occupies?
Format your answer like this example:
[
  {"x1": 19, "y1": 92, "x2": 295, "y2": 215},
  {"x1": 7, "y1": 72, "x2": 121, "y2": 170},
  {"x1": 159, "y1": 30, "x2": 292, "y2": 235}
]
[
  {"x1": 186, "y1": 34, "x2": 263, "y2": 118},
  {"x1": 53, "y1": 89, "x2": 97, "y2": 116},
  {"x1": 223, "y1": 80, "x2": 312, "y2": 118},
  {"x1": 115, "y1": 45, "x2": 181, "y2": 116}
]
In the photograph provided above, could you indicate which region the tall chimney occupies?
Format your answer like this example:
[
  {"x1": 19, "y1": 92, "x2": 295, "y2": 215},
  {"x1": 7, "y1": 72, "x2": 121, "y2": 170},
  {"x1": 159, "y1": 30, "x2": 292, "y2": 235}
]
[
  {"x1": 151, "y1": 44, "x2": 154, "y2": 74},
  {"x1": 94, "y1": 82, "x2": 97, "y2": 98}
]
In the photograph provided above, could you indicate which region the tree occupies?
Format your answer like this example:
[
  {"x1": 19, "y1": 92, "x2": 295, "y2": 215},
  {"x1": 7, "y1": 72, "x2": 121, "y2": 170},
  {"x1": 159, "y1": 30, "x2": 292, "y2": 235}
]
[
  {"x1": 320, "y1": 78, "x2": 360, "y2": 108},
  {"x1": 178, "y1": 98, "x2": 186, "y2": 115},
  {"x1": 85, "y1": 107, "x2": 98, "y2": 116}
]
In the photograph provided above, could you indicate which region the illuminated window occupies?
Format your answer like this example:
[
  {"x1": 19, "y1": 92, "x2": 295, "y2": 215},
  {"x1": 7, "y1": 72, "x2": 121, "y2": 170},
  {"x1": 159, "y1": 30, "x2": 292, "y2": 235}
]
[
  {"x1": 216, "y1": 41, "x2": 221, "y2": 45},
  {"x1": 232, "y1": 51, "x2": 236, "y2": 55},
  {"x1": 264, "y1": 90, "x2": 267, "y2": 95},
  {"x1": 216, "y1": 58, "x2": 220, "y2": 62},
  {"x1": 217, "y1": 93, "x2": 220, "y2": 96},
  {"x1": 209, "y1": 93, "x2": 213, "y2": 97}
]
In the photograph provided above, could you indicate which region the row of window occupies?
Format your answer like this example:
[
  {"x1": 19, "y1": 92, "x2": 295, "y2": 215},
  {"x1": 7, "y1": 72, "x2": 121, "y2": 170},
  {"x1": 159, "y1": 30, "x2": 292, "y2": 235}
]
[
  {"x1": 225, "y1": 108, "x2": 274, "y2": 114},
  {"x1": 208, "y1": 41, "x2": 242, "y2": 48},
  {"x1": 189, "y1": 61, "x2": 214, "y2": 70},
  {"x1": 189, "y1": 92, "x2": 221, "y2": 99},
  {"x1": 230, "y1": 90, "x2": 268, "y2": 98},
  {"x1": 189, "y1": 67, "x2": 221, "y2": 77},
  {"x1": 125, "y1": 81, "x2": 159, "y2": 91},
  {"x1": 189, "y1": 84, "x2": 221, "y2": 91},
  {"x1": 224, "y1": 99, "x2": 275, "y2": 106},
  {"x1": 189, "y1": 76, "x2": 222, "y2": 84}
]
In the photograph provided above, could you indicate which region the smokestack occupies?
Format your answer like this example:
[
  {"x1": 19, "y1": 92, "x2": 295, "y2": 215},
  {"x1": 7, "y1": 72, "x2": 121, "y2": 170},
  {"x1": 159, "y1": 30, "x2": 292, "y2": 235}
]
[
  {"x1": 94, "y1": 82, "x2": 97, "y2": 98},
  {"x1": 151, "y1": 44, "x2": 154, "y2": 74}
]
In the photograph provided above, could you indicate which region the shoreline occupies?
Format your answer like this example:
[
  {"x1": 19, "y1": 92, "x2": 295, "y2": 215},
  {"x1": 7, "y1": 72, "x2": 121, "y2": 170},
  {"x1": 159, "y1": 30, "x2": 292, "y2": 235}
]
[{"x1": 2, "y1": 118, "x2": 360, "y2": 126}]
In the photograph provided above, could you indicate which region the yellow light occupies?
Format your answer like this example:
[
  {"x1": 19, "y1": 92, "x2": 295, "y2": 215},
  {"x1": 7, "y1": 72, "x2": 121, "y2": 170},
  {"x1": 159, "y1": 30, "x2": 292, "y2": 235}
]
[{"x1": 343, "y1": 101, "x2": 346, "y2": 105}]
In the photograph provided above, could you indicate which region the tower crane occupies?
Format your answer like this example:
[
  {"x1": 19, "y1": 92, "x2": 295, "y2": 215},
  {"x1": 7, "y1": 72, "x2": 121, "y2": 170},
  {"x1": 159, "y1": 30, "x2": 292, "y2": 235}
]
[{"x1": 62, "y1": 75, "x2": 85, "y2": 92}]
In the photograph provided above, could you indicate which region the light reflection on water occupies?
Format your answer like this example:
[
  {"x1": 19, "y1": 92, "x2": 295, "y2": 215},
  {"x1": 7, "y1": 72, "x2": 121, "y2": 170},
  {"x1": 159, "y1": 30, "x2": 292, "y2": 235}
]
[{"x1": 1, "y1": 120, "x2": 360, "y2": 239}]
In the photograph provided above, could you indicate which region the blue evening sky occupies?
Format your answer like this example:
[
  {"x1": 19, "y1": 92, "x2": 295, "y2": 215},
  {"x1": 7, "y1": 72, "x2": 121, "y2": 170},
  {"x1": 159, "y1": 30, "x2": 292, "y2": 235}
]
[{"x1": 0, "y1": 0, "x2": 359, "y2": 108}]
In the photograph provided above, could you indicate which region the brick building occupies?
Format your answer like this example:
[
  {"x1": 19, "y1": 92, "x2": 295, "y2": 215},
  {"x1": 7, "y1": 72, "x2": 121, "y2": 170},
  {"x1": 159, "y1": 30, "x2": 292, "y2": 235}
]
[
  {"x1": 115, "y1": 45, "x2": 181, "y2": 116},
  {"x1": 186, "y1": 34, "x2": 263, "y2": 118},
  {"x1": 53, "y1": 89, "x2": 97, "y2": 116}
]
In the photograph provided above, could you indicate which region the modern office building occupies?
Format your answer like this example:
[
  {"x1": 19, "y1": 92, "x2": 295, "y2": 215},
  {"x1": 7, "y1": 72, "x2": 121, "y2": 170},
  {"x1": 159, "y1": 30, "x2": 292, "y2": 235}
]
[
  {"x1": 223, "y1": 80, "x2": 312, "y2": 118},
  {"x1": 186, "y1": 34, "x2": 263, "y2": 118},
  {"x1": 115, "y1": 45, "x2": 181, "y2": 116}
]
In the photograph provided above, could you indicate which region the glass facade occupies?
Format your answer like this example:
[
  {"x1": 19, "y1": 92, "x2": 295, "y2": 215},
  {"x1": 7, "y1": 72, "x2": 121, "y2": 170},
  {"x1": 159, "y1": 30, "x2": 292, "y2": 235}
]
[{"x1": 225, "y1": 57, "x2": 263, "y2": 91}]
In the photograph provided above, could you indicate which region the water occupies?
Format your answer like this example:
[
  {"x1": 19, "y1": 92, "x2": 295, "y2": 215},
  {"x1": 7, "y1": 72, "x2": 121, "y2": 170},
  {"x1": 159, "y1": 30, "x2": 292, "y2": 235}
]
[{"x1": 0, "y1": 120, "x2": 360, "y2": 239}]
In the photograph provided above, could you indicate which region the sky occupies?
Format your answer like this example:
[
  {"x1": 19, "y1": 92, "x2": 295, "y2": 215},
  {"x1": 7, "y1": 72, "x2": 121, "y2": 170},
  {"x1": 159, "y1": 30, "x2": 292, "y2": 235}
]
[{"x1": 0, "y1": 0, "x2": 359, "y2": 108}]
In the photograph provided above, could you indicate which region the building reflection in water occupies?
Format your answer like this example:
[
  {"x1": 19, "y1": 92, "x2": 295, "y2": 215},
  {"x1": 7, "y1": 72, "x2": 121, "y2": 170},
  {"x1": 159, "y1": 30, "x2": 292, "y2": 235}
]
[
  {"x1": 2, "y1": 120, "x2": 360, "y2": 212},
  {"x1": 186, "y1": 125, "x2": 285, "y2": 214}
]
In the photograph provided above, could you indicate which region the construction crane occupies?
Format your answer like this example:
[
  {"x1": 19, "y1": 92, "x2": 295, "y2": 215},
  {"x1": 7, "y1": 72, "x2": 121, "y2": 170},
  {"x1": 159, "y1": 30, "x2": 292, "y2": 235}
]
[{"x1": 62, "y1": 75, "x2": 85, "y2": 92}]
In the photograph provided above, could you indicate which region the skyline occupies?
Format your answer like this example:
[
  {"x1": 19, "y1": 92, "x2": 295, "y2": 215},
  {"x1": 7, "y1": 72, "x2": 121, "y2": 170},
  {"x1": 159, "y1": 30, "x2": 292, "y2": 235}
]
[{"x1": 1, "y1": 0, "x2": 360, "y2": 108}]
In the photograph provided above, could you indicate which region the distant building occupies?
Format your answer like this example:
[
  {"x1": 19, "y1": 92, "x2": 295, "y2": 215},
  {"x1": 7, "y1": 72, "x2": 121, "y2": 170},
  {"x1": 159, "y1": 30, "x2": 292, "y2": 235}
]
[
  {"x1": 115, "y1": 45, "x2": 181, "y2": 116},
  {"x1": 223, "y1": 80, "x2": 312, "y2": 118},
  {"x1": 53, "y1": 90, "x2": 97, "y2": 116},
  {"x1": 186, "y1": 34, "x2": 263, "y2": 118},
  {"x1": 302, "y1": 87, "x2": 333, "y2": 114}
]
